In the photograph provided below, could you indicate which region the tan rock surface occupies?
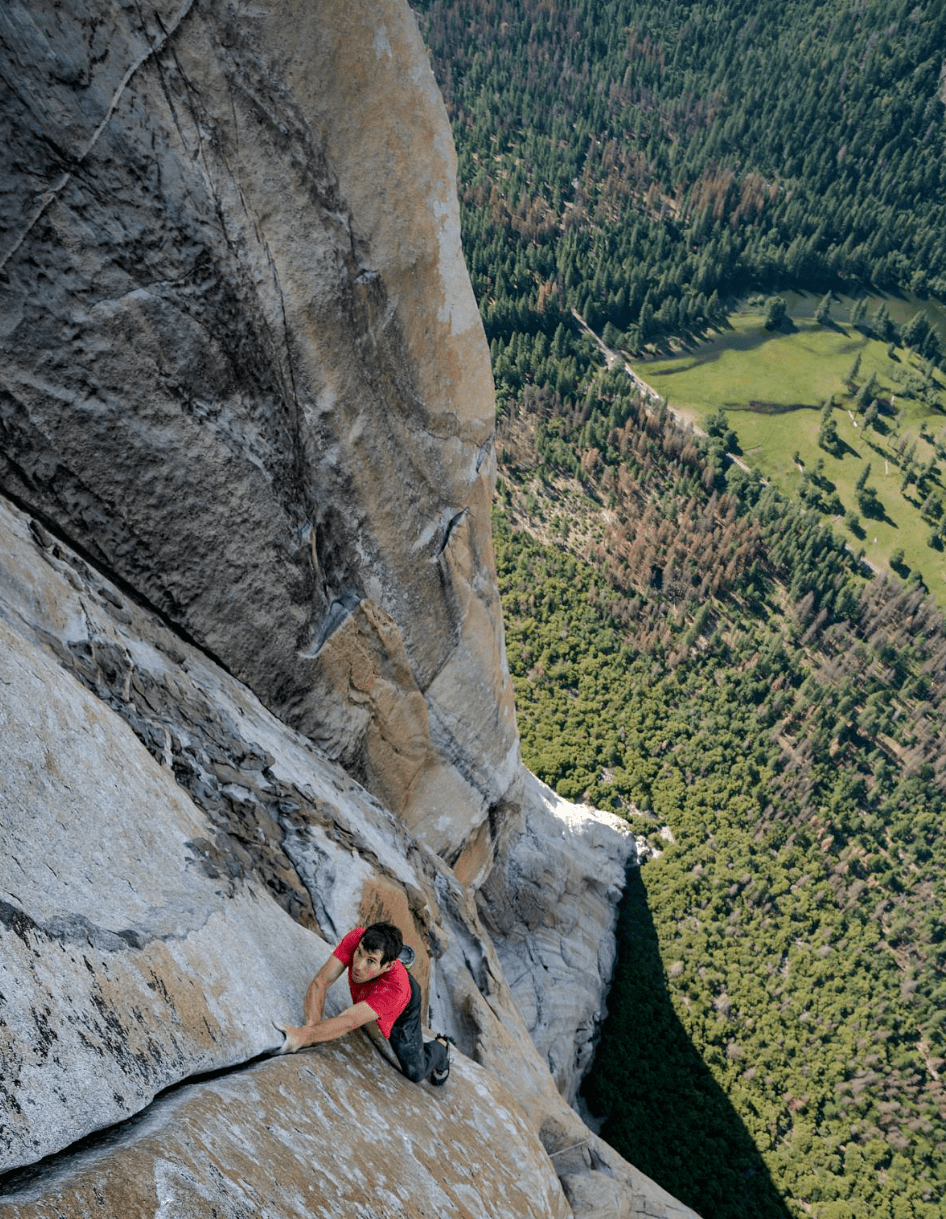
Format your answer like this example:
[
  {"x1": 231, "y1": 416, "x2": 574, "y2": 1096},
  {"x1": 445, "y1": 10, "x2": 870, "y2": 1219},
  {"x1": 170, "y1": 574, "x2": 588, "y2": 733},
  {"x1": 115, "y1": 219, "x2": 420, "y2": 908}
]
[
  {"x1": 0, "y1": 0, "x2": 518, "y2": 867},
  {"x1": 0, "y1": 1048, "x2": 571, "y2": 1219},
  {"x1": 0, "y1": 505, "x2": 310, "y2": 1168},
  {"x1": 0, "y1": 495, "x2": 700, "y2": 1218}
]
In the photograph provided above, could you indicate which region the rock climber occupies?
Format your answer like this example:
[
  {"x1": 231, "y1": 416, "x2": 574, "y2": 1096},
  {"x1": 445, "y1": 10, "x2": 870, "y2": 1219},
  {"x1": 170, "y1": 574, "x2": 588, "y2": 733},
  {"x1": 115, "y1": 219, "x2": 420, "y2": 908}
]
[{"x1": 275, "y1": 921, "x2": 450, "y2": 1086}]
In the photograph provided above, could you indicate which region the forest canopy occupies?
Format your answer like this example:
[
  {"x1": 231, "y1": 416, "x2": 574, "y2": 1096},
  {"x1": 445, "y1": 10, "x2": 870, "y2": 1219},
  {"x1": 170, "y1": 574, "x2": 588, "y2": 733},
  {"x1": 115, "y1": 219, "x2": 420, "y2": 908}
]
[
  {"x1": 419, "y1": 0, "x2": 946, "y2": 356},
  {"x1": 416, "y1": 3, "x2": 946, "y2": 1216}
]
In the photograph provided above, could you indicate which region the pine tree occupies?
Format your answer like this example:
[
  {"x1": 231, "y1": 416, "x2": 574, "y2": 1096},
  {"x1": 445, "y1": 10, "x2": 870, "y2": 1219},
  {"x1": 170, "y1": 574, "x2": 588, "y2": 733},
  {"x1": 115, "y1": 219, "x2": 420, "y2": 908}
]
[
  {"x1": 871, "y1": 301, "x2": 893, "y2": 340},
  {"x1": 902, "y1": 312, "x2": 930, "y2": 350},
  {"x1": 764, "y1": 295, "x2": 787, "y2": 330},
  {"x1": 819, "y1": 416, "x2": 841, "y2": 455},
  {"x1": 858, "y1": 373, "x2": 878, "y2": 409},
  {"x1": 638, "y1": 300, "x2": 655, "y2": 342}
]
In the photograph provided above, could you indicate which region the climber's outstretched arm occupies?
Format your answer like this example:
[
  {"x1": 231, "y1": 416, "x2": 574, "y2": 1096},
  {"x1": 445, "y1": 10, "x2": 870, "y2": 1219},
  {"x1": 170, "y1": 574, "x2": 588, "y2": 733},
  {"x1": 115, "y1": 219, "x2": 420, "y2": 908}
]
[{"x1": 276, "y1": 1000, "x2": 378, "y2": 1053}]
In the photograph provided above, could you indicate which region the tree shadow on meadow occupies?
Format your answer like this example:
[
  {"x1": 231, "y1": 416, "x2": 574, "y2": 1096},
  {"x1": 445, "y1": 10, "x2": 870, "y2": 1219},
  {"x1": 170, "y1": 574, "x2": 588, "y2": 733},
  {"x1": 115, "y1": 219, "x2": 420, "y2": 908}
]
[
  {"x1": 581, "y1": 868, "x2": 793, "y2": 1219},
  {"x1": 645, "y1": 324, "x2": 794, "y2": 379}
]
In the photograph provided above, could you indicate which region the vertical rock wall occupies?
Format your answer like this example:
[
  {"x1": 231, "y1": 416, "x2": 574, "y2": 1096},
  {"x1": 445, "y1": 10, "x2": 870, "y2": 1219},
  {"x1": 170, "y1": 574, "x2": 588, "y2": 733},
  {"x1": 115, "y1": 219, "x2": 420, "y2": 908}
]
[
  {"x1": 0, "y1": 493, "x2": 699, "y2": 1219},
  {"x1": 0, "y1": 0, "x2": 518, "y2": 880}
]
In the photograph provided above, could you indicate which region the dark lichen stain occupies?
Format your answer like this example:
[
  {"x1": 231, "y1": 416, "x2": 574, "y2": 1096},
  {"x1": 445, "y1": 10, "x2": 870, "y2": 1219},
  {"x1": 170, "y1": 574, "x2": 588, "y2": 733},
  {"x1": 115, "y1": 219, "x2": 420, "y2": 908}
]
[{"x1": 0, "y1": 900, "x2": 38, "y2": 949}]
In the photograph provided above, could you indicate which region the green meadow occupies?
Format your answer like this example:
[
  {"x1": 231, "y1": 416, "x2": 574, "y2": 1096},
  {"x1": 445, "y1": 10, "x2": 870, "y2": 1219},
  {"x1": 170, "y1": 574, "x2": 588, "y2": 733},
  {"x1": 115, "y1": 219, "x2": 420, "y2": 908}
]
[{"x1": 636, "y1": 294, "x2": 946, "y2": 606}]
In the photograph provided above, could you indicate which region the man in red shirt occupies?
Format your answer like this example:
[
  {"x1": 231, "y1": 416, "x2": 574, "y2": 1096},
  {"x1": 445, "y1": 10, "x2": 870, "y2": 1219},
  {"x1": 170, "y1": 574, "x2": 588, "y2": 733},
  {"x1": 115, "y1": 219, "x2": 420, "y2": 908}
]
[{"x1": 276, "y1": 922, "x2": 450, "y2": 1085}]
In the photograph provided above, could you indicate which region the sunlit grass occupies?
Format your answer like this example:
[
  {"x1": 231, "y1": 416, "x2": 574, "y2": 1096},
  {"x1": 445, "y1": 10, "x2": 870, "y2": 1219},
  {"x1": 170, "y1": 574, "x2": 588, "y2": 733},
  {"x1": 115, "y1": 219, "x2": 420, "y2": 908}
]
[{"x1": 631, "y1": 296, "x2": 946, "y2": 604}]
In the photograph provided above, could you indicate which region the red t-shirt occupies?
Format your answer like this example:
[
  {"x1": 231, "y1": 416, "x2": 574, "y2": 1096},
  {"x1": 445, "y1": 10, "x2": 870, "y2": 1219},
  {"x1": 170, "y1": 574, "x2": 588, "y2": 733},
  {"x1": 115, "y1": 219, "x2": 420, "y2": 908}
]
[{"x1": 332, "y1": 927, "x2": 411, "y2": 1039}]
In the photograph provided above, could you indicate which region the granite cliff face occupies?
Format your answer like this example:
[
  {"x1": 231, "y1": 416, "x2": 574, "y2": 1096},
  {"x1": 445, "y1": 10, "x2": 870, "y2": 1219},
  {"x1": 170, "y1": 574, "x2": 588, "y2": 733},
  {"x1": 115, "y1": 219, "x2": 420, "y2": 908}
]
[
  {"x1": 0, "y1": 0, "x2": 515, "y2": 881},
  {"x1": 0, "y1": 2, "x2": 699, "y2": 1216}
]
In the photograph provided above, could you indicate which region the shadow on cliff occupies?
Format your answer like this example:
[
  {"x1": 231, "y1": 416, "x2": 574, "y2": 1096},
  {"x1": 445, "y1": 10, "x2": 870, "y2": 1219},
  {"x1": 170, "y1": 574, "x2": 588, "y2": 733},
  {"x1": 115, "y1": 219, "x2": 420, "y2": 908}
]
[{"x1": 581, "y1": 867, "x2": 793, "y2": 1219}]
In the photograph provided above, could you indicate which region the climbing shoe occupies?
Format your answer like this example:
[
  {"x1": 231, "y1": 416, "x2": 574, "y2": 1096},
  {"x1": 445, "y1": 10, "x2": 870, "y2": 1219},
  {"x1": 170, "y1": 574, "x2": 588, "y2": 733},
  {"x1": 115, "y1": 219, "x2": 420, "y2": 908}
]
[{"x1": 431, "y1": 1034, "x2": 451, "y2": 1086}]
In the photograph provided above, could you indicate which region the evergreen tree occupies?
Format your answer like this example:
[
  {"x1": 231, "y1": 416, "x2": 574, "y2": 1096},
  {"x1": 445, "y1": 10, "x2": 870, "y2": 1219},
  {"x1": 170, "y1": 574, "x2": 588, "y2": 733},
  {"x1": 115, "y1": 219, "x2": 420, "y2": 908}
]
[
  {"x1": 764, "y1": 296, "x2": 787, "y2": 330},
  {"x1": 902, "y1": 311, "x2": 930, "y2": 351},
  {"x1": 870, "y1": 300, "x2": 893, "y2": 340},
  {"x1": 818, "y1": 416, "x2": 841, "y2": 455},
  {"x1": 858, "y1": 372, "x2": 878, "y2": 409}
]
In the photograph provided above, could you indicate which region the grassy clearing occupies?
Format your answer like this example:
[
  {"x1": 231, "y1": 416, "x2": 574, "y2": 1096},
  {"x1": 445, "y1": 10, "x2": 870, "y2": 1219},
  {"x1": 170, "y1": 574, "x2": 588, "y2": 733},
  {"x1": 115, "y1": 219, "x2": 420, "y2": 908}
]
[{"x1": 633, "y1": 295, "x2": 946, "y2": 605}]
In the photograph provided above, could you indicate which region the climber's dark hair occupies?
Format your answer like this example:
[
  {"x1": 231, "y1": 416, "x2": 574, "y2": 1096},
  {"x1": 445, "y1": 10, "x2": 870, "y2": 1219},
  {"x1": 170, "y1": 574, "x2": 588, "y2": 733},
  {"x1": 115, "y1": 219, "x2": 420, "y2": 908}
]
[{"x1": 361, "y1": 922, "x2": 403, "y2": 965}]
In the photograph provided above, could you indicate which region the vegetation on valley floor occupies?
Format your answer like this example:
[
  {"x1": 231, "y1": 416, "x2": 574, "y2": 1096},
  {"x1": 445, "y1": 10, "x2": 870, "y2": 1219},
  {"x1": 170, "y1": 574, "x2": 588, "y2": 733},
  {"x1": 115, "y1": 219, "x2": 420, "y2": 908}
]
[
  {"x1": 638, "y1": 294, "x2": 946, "y2": 603},
  {"x1": 415, "y1": 1, "x2": 946, "y2": 1214},
  {"x1": 417, "y1": 0, "x2": 946, "y2": 346},
  {"x1": 494, "y1": 386, "x2": 946, "y2": 1217},
  {"x1": 417, "y1": 0, "x2": 946, "y2": 597}
]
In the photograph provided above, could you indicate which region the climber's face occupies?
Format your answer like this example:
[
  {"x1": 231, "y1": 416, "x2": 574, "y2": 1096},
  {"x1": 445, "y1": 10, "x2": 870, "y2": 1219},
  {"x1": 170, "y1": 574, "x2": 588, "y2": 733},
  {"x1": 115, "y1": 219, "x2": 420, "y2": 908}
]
[{"x1": 351, "y1": 941, "x2": 394, "y2": 985}]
